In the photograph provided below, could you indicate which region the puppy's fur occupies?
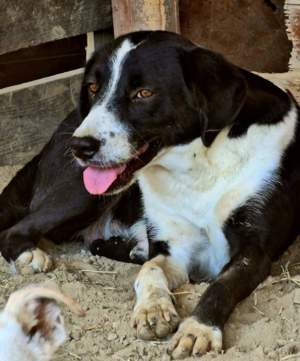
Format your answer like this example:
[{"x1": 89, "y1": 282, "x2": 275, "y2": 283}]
[
  {"x1": 1, "y1": 31, "x2": 300, "y2": 358},
  {"x1": 0, "y1": 285, "x2": 84, "y2": 361}
]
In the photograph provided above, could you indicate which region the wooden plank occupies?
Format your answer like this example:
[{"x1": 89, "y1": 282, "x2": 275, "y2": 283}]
[
  {"x1": 1, "y1": 70, "x2": 298, "y2": 167},
  {"x1": 180, "y1": 0, "x2": 291, "y2": 73},
  {"x1": 0, "y1": 35, "x2": 86, "y2": 88},
  {"x1": 111, "y1": 0, "x2": 180, "y2": 38},
  {"x1": 86, "y1": 32, "x2": 95, "y2": 61},
  {"x1": 285, "y1": 0, "x2": 300, "y2": 70},
  {"x1": 0, "y1": 166, "x2": 21, "y2": 192},
  {"x1": 0, "y1": 68, "x2": 84, "y2": 94},
  {"x1": 0, "y1": 72, "x2": 82, "y2": 166},
  {"x1": 0, "y1": 0, "x2": 112, "y2": 55}
]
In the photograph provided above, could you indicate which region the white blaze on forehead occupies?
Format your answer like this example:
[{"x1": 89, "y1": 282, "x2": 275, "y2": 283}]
[
  {"x1": 73, "y1": 39, "x2": 138, "y2": 164},
  {"x1": 102, "y1": 39, "x2": 136, "y2": 105},
  {"x1": 75, "y1": 38, "x2": 136, "y2": 136}
]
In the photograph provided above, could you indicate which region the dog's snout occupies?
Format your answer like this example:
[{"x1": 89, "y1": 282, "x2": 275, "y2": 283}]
[{"x1": 70, "y1": 136, "x2": 101, "y2": 160}]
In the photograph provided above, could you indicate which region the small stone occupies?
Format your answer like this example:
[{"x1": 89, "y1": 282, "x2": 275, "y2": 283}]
[
  {"x1": 162, "y1": 354, "x2": 171, "y2": 361},
  {"x1": 19, "y1": 266, "x2": 35, "y2": 275},
  {"x1": 276, "y1": 339, "x2": 286, "y2": 347},
  {"x1": 268, "y1": 351, "x2": 277, "y2": 359},
  {"x1": 70, "y1": 329, "x2": 82, "y2": 340},
  {"x1": 292, "y1": 275, "x2": 300, "y2": 283},
  {"x1": 107, "y1": 332, "x2": 118, "y2": 341},
  {"x1": 294, "y1": 289, "x2": 300, "y2": 304}
]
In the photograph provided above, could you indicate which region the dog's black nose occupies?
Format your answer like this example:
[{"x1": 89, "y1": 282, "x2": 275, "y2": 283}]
[{"x1": 70, "y1": 136, "x2": 101, "y2": 160}]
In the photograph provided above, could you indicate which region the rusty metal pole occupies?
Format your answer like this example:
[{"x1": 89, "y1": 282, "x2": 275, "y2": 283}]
[{"x1": 111, "y1": 0, "x2": 180, "y2": 38}]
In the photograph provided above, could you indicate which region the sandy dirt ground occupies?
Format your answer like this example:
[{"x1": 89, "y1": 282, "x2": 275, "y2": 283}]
[{"x1": 0, "y1": 166, "x2": 300, "y2": 361}]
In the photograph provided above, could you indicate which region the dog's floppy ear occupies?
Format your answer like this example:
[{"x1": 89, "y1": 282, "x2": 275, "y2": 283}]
[
  {"x1": 182, "y1": 47, "x2": 247, "y2": 144},
  {"x1": 4, "y1": 284, "x2": 85, "y2": 357},
  {"x1": 182, "y1": 47, "x2": 291, "y2": 144}
]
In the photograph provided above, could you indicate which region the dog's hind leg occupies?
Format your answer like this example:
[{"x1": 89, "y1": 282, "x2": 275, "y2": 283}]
[
  {"x1": 0, "y1": 178, "x2": 100, "y2": 271},
  {"x1": 0, "y1": 207, "x2": 88, "y2": 273},
  {"x1": 0, "y1": 154, "x2": 41, "y2": 232},
  {"x1": 0, "y1": 110, "x2": 100, "y2": 272},
  {"x1": 0, "y1": 213, "x2": 60, "y2": 272}
]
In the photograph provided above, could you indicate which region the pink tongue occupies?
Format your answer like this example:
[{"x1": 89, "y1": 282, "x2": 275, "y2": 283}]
[{"x1": 83, "y1": 165, "x2": 126, "y2": 195}]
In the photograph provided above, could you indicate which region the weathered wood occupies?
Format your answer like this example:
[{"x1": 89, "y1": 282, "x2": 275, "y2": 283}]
[
  {"x1": 0, "y1": 166, "x2": 21, "y2": 192},
  {"x1": 0, "y1": 72, "x2": 83, "y2": 166},
  {"x1": 0, "y1": 35, "x2": 86, "y2": 88},
  {"x1": 0, "y1": 0, "x2": 112, "y2": 55},
  {"x1": 180, "y1": 0, "x2": 291, "y2": 73},
  {"x1": 111, "y1": 0, "x2": 180, "y2": 37},
  {"x1": 285, "y1": 0, "x2": 300, "y2": 70}
]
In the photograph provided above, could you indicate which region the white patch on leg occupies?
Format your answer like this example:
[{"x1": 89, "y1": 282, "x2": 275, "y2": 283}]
[
  {"x1": 132, "y1": 259, "x2": 180, "y2": 340},
  {"x1": 129, "y1": 220, "x2": 149, "y2": 261},
  {"x1": 15, "y1": 248, "x2": 52, "y2": 274}
]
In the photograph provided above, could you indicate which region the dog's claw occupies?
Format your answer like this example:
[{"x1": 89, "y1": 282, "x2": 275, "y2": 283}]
[
  {"x1": 168, "y1": 317, "x2": 222, "y2": 359},
  {"x1": 132, "y1": 292, "x2": 180, "y2": 340}
]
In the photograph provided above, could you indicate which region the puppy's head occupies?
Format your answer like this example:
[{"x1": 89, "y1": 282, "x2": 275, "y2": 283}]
[
  {"x1": 71, "y1": 31, "x2": 289, "y2": 196},
  {"x1": 0, "y1": 285, "x2": 84, "y2": 361}
]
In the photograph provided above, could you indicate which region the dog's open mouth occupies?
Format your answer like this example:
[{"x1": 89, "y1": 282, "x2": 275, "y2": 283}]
[{"x1": 82, "y1": 143, "x2": 156, "y2": 195}]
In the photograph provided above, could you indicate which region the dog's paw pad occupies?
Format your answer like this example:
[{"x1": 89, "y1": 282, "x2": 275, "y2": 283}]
[
  {"x1": 16, "y1": 248, "x2": 53, "y2": 274},
  {"x1": 167, "y1": 317, "x2": 222, "y2": 359},
  {"x1": 132, "y1": 292, "x2": 180, "y2": 340}
]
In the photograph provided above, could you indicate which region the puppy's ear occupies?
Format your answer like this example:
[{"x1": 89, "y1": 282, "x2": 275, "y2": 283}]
[
  {"x1": 182, "y1": 47, "x2": 247, "y2": 143},
  {"x1": 4, "y1": 285, "x2": 85, "y2": 356}
]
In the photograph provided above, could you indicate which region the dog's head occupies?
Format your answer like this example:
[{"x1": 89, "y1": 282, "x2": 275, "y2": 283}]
[
  {"x1": 71, "y1": 31, "x2": 290, "y2": 196},
  {"x1": 0, "y1": 285, "x2": 85, "y2": 361}
]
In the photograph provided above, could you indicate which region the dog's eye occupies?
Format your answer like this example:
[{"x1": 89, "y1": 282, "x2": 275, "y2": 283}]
[
  {"x1": 88, "y1": 83, "x2": 99, "y2": 95},
  {"x1": 135, "y1": 89, "x2": 153, "y2": 99}
]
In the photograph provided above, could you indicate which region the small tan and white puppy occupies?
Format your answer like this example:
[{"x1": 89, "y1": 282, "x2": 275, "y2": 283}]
[{"x1": 0, "y1": 285, "x2": 84, "y2": 361}]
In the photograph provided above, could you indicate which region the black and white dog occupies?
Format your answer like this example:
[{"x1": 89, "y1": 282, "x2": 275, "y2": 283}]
[{"x1": 1, "y1": 31, "x2": 300, "y2": 358}]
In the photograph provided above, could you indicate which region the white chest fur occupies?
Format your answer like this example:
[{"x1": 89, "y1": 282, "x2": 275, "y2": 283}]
[{"x1": 137, "y1": 106, "x2": 297, "y2": 279}]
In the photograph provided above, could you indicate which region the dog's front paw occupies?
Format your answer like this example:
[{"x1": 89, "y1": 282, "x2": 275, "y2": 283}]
[
  {"x1": 132, "y1": 290, "x2": 180, "y2": 340},
  {"x1": 168, "y1": 317, "x2": 222, "y2": 359},
  {"x1": 16, "y1": 248, "x2": 52, "y2": 274}
]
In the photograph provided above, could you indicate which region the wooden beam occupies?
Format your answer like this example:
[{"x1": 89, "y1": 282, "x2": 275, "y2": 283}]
[
  {"x1": 0, "y1": 69, "x2": 84, "y2": 95},
  {"x1": 0, "y1": 0, "x2": 112, "y2": 55},
  {"x1": 181, "y1": 0, "x2": 291, "y2": 73},
  {"x1": 285, "y1": 0, "x2": 300, "y2": 70},
  {"x1": 111, "y1": 0, "x2": 180, "y2": 38},
  {"x1": 0, "y1": 72, "x2": 82, "y2": 166},
  {"x1": 86, "y1": 32, "x2": 95, "y2": 61}
]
